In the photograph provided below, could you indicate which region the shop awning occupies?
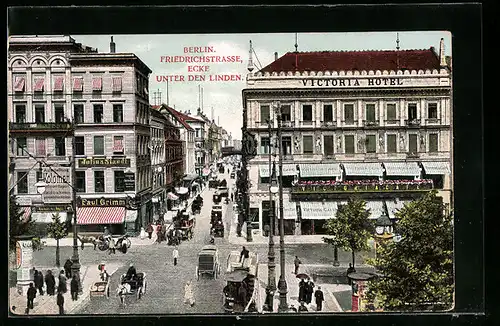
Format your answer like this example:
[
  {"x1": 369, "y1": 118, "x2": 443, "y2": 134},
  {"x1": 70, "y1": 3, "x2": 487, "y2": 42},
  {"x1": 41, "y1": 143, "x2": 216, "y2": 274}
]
[
  {"x1": 300, "y1": 201, "x2": 338, "y2": 220},
  {"x1": 31, "y1": 212, "x2": 67, "y2": 224},
  {"x1": 385, "y1": 199, "x2": 412, "y2": 219},
  {"x1": 281, "y1": 201, "x2": 298, "y2": 220},
  {"x1": 365, "y1": 201, "x2": 386, "y2": 219},
  {"x1": 383, "y1": 162, "x2": 421, "y2": 176},
  {"x1": 21, "y1": 207, "x2": 31, "y2": 222},
  {"x1": 76, "y1": 207, "x2": 126, "y2": 225},
  {"x1": 175, "y1": 187, "x2": 189, "y2": 195},
  {"x1": 125, "y1": 210, "x2": 138, "y2": 223},
  {"x1": 167, "y1": 192, "x2": 179, "y2": 200},
  {"x1": 259, "y1": 164, "x2": 297, "y2": 178},
  {"x1": 422, "y1": 161, "x2": 451, "y2": 175},
  {"x1": 299, "y1": 163, "x2": 341, "y2": 178},
  {"x1": 342, "y1": 163, "x2": 384, "y2": 177}
]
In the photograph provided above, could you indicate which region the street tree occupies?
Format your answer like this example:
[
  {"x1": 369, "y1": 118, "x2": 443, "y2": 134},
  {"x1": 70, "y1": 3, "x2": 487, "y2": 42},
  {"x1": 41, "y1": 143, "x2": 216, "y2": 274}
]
[
  {"x1": 46, "y1": 212, "x2": 68, "y2": 267},
  {"x1": 323, "y1": 197, "x2": 374, "y2": 267},
  {"x1": 365, "y1": 190, "x2": 454, "y2": 311},
  {"x1": 9, "y1": 195, "x2": 35, "y2": 250}
]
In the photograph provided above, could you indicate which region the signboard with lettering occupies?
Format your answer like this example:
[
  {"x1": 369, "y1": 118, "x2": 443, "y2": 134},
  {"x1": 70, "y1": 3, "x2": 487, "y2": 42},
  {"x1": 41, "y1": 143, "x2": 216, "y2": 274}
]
[
  {"x1": 293, "y1": 182, "x2": 433, "y2": 194},
  {"x1": 43, "y1": 167, "x2": 72, "y2": 203},
  {"x1": 124, "y1": 173, "x2": 135, "y2": 192},
  {"x1": 32, "y1": 204, "x2": 72, "y2": 213},
  {"x1": 77, "y1": 197, "x2": 128, "y2": 207},
  {"x1": 78, "y1": 157, "x2": 131, "y2": 168},
  {"x1": 16, "y1": 240, "x2": 34, "y2": 295}
]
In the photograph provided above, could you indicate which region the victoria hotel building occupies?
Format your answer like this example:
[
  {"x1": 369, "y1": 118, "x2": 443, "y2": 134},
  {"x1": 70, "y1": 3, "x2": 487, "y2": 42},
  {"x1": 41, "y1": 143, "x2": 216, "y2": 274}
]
[{"x1": 243, "y1": 39, "x2": 453, "y2": 236}]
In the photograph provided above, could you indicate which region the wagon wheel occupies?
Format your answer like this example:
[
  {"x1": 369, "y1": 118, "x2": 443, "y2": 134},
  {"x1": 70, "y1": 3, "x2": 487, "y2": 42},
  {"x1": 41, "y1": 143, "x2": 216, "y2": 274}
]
[
  {"x1": 126, "y1": 238, "x2": 132, "y2": 248},
  {"x1": 98, "y1": 241, "x2": 109, "y2": 251},
  {"x1": 196, "y1": 267, "x2": 200, "y2": 281},
  {"x1": 138, "y1": 286, "x2": 142, "y2": 299},
  {"x1": 106, "y1": 285, "x2": 110, "y2": 299},
  {"x1": 214, "y1": 268, "x2": 218, "y2": 280},
  {"x1": 143, "y1": 279, "x2": 147, "y2": 295}
]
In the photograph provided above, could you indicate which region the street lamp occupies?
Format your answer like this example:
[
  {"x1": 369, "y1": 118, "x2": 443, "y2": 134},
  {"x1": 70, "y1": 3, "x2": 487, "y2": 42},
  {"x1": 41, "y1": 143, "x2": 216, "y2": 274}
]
[
  {"x1": 374, "y1": 213, "x2": 394, "y2": 262},
  {"x1": 35, "y1": 181, "x2": 47, "y2": 195},
  {"x1": 265, "y1": 161, "x2": 278, "y2": 311}
]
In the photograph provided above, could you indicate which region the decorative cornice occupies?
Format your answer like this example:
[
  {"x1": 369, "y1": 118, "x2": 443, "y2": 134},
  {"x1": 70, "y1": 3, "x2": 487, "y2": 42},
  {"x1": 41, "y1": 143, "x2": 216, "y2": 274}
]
[{"x1": 250, "y1": 68, "x2": 448, "y2": 78}]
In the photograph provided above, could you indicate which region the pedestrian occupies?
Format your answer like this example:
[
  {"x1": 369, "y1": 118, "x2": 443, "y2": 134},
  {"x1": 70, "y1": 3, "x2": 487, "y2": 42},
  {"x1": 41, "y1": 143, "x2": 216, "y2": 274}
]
[
  {"x1": 58, "y1": 270, "x2": 67, "y2": 294},
  {"x1": 184, "y1": 280, "x2": 195, "y2": 307},
  {"x1": 314, "y1": 286, "x2": 325, "y2": 311},
  {"x1": 146, "y1": 223, "x2": 154, "y2": 239},
  {"x1": 57, "y1": 290, "x2": 65, "y2": 315},
  {"x1": 108, "y1": 236, "x2": 116, "y2": 254},
  {"x1": 70, "y1": 275, "x2": 79, "y2": 301},
  {"x1": 64, "y1": 258, "x2": 73, "y2": 278},
  {"x1": 230, "y1": 192, "x2": 234, "y2": 201},
  {"x1": 26, "y1": 282, "x2": 37, "y2": 310},
  {"x1": 34, "y1": 270, "x2": 44, "y2": 295},
  {"x1": 298, "y1": 301, "x2": 308, "y2": 312},
  {"x1": 156, "y1": 224, "x2": 162, "y2": 243},
  {"x1": 304, "y1": 280, "x2": 313, "y2": 305},
  {"x1": 173, "y1": 246, "x2": 179, "y2": 266},
  {"x1": 347, "y1": 263, "x2": 356, "y2": 275},
  {"x1": 240, "y1": 246, "x2": 249, "y2": 264},
  {"x1": 140, "y1": 227, "x2": 146, "y2": 240},
  {"x1": 298, "y1": 279, "x2": 306, "y2": 302},
  {"x1": 294, "y1": 256, "x2": 302, "y2": 274},
  {"x1": 307, "y1": 280, "x2": 315, "y2": 304},
  {"x1": 45, "y1": 270, "x2": 56, "y2": 296}
]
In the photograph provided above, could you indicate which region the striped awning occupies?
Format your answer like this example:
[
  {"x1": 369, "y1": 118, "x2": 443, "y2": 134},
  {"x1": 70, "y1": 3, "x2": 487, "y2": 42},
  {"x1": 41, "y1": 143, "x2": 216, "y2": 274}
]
[
  {"x1": 21, "y1": 207, "x2": 31, "y2": 221},
  {"x1": 33, "y1": 78, "x2": 45, "y2": 92},
  {"x1": 281, "y1": 201, "x2": 298, "y2": 220},
  {"x1": 300, "y1": 201, "x2": 338, "y2": 220},
  {"x1": 259, "y1": 164, "x2": 297, "y2": 178},
  {"x1": 365, "y1": 201, "x2": 386, "y2": 219},
  {"x1": 422, "y1": 161, "x2": 451, "y2": 175},
  {"x1": 53, "y1": 76, "x2": 64, "y2": 91},
  {"x1": 92, "y1": 77, "x2": 102, "y2": 91},
  {"x1": 383, "y1": 162, "x2": 421, "y2": 176},
  {"x1": 342, "y1": 163, "x2": 384, "y2": 176},
  {"x1": 125, "y1": 210, "x2": 138, "y2": 223},
  {"x1": 385, "y1": 199, "x2": 412, "y2": 219},
  {"x1": 14, "y1": 77, "x2": 26, "y2": 92},
  {"x1": 299, "y1": 163, "x2": 341, "y2": 178},
  {"x1": 31, "y1": 212, "x2": 67, "y2": 224},
  {"x1": 73, "y1": 77, "x2": 83, "y2": 91},
  {"x1": 76, "y1": 207, "x2": 126, "y2": 225}
]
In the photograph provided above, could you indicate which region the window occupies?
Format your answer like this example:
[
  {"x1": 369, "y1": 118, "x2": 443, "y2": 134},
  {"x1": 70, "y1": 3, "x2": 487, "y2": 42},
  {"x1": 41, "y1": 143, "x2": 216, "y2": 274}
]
[
  {"x1": 323, "y1": 105, "x2": 333, "y2": 122},
  {"x1": 387, "y1": 134, "x2": 397, "y2": 153},
  {"x1": 429, "y1": 134, "x2": 439, "y2": 152},
  {"x1": 15, "y1": 105, "x2": 26, "y2": 123},
  {"x1": 260, "y1": 137, "x2": 270, "y2": 154},
  {"x1": 409, "y1": 134, "x2": 418, "y2": 154},
  {"x1": 54, "y1": 105, "x2": 65, "y2": 123},
  {"x1": 94, "y1": 171, "x2": 105, "y2": 193},
  {"x1": 75, "y1": 171, "x2": 86, "y2": 192},
  {"x1": 35, "y1": 105, "x2": 45, "y2": 123},
  {"x1": 113, "y1": 136, "x2": 124, "y2": 153},
  {"x1": 282, "y1": 136, "x2": 292, "y2": 155},
  {"x1": 281, "y1": 105, "x2": 291, "y2": 121},
  {"x1": 365, "y1": 104, "x2": 376, "y2": 122},
  {"x1": 54, "y1": 137, "x2": 66, "y2": 156},
  {"x1": 344, "y1": 104, "x2": 354, "y2": 124},
  {"x1": 113, "y1": 104, "x2": 123, "y2": 123},
  {"x1": 260, "y1": 105, "x2": 270, "y2": 123},
  {"x1": 345, "y1": 135, "x2": 355, "y2": 154},
  {"x1": 366, "y1": 135, "x2": 376, "y2": 153},
  {"x1": 36, "y1": 171, "x2": 43, "y2": 182},
  {"x1": 16, "y1": 137, "x2": 27, "y2": 156},
  {"x1": 75, "y1": 136, "x2": 85, "y2": 155},
  {"x1": 14, "y1": 76, "x2": 26, "y2": 92},
  {"x1": 324, "y1": 135, "x2": 334, "y2": 156},
  {"x1": 93, "y1": 136, "x2": 104, "y2": 155},
  {"x1": 17, "y1": 172, "x2": 28, "y2": 194},
  {"x1": 195, "y1": 128, "x2": 200, "y2": 138},
  {"x1": 386, "y1": 103, "x2": 397, "y2": 120},
  {"x1": 303, "y1": 135, "x2": 313, "y2": 154},
  {"x1": 35, "y1": 138, "x2": 46, "y2": 156},
  {"x1": 72, "y1": 77, "x2": 83, "y2": 92},
  {"x1": 93, "y1": 104, "x2": 104, "y2": 123},
  {"x1": 408, "y1": 103, "x2": 418, "y2": 120},
  {"x1": 302, "y1": 105, "x2": 313, "y2": 121},
  {"x1": 114, "y1": 171, "x2": 125, "y2": 192},
  {"x1": 428, "y1": 103, "x2": 438, "y2": 119},
  {"x1": 53, "y1": 76, "x2": 64, "y2": 92},
  {"x1": 74, "y1": 104, "x2": 84, "y2": 124},
  {"x1": 92, "y1": 77, "x2": 102, "y2": 92},
  {"x1": 112, "y1": 77, "x2": 122, "y2": 92}
]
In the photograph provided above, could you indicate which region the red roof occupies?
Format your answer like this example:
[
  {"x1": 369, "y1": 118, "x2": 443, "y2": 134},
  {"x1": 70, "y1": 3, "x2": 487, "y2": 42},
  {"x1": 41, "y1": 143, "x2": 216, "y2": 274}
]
[
  {"x1": 260, "y1": 48, "x2": 441, "y2": 73},
  {"x1": 152, "y1": 104, "x2": 194, "y2": 131}
]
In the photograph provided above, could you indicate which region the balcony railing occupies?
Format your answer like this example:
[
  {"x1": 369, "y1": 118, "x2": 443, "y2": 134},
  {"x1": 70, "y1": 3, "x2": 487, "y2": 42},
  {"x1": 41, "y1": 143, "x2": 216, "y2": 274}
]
[
  {"x1": 406, "y1": 151, "x2": 420, "y2": 158},
  {"x1": 425, "y1": 118, "x2": 441, "y2": 124},
  {"x1": 385, "y1": 119, "x2": 399, "y2": 124},
  {"x1": 9, "y1": 122, "x2": 73, "y2": 131},
  {"x1": 281, "y1": 120, "x2": 294, "y2": 128},
  {"x1": 405, "y1": 119, "x2": 421, "y2": 127},
  {"x1": 321, "y1": 121, "x2": 336, "y2": 128},
  {"x1": 363, "y1": 120, "x2": 379, "y2": 128},
  {"x1": 300, "y1": 121, "x2": 315, "y2": 127}
]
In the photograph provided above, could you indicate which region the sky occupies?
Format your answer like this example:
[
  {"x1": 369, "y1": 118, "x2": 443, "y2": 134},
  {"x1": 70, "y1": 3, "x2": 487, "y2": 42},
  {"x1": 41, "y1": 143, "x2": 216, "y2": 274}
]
[{"x1": 73, "y1": 31, "x2": 452, "y2": 139}]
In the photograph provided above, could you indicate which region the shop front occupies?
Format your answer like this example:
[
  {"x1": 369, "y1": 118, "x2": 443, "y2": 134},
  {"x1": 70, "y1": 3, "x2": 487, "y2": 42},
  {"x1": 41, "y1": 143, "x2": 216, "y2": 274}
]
[
  {"x1": 76, "y1": 197, "x2": 135, "y2": 235},
  {"x1": 299, "y1": 201, "x2": 338, "y2": 235},
  {"x1": 30, "y1": 205, "x2": 70, "y2": 235}
]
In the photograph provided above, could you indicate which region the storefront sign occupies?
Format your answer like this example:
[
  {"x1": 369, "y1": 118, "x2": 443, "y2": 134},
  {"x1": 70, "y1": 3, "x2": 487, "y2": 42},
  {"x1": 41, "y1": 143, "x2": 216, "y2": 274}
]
[
  {"x1": 293, "y1": 182, "x2": 433, "y2": 194},
  {"x1": 78, "y1": 157, "x2": 131, "y2": 167},
  {"x1": 16, "y1": 197, "x2": 32, "y2": 206},
  {"x1": 301, "y1": 77, "x2": 404, "y2": 88},
  {"x1": 32, "y1": 204, "x2": 72, "y2": 213},
  {"x1": 42, "y1": 167, "x2": 72, "y2": 203},
  {"x1": 77, "y1": 197, "x2": 128, "y2": 207},
  {"x1": 124, "y1": 173, "x2": 135, "y2": 191}
]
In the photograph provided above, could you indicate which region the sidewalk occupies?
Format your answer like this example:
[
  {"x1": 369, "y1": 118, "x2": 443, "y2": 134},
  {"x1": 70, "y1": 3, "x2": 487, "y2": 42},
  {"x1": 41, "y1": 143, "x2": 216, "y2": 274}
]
[{"x1": 9, "y1": 262, "x2": 122, "y2": 315}]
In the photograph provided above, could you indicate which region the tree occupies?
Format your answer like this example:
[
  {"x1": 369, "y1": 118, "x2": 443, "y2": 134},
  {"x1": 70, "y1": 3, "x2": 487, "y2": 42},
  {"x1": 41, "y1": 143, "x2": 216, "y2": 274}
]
[
  {"x1": 323, "y1": 197, "x2": 374, "y2": 267},
  {"x1": 46, "y1": 212, "x2": 69, "y2": 267},
  {"x1": 9, "y1": 195, "x2": 36, "y2": 250},
  {"x1": 365, "y1": 190, "x2": 453, "y2": 311}
]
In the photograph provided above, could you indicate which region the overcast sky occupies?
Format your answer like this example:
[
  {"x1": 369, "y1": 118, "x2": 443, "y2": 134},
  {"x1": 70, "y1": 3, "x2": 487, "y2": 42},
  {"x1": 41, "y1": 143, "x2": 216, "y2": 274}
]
[{"x1": 73, "y1": 31, "x2": 452, "y2": 139}]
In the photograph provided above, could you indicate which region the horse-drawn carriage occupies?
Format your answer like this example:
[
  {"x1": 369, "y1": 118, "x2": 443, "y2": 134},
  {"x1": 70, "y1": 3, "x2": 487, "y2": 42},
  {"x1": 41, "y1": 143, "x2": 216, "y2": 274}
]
[
  {"x1": 223, "y1": 251, "x2": 259, "y2": 313},
  {"x1": 117, "y1": 272, "x2": 147, "y2": 303},
  {"x1": 210, "y1": 205, "x2": 224, "y2": 237},
  {"x1": 191, "y1": 195, "x2": 203, "y2": 215},
  {"x1": 178, "y1": 214, "x2": 195, "y2": 240},
  {"x1": 196, "y1": 245, "x2": 221, "y2": 280}
]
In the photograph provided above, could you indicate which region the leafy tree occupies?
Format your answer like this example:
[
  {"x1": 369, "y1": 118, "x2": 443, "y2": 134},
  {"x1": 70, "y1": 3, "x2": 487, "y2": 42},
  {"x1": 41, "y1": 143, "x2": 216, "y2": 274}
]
[
  {"x1": 365, "y1": 190, "x2": 453, "y2": 311},
  {"x1": 323, "y1": 197, "x2": 374, "y2": 267},
  {"x1": 9, "y1": 195, "x2": 36, "y2": 250},
  {"x1": 46, "y1": 212, "x2": 68, "y2": 267}
]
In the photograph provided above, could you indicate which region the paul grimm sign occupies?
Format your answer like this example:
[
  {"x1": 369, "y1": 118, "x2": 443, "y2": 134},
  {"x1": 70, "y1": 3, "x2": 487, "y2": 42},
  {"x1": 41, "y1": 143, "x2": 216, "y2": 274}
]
[
  {"x1": 301, "y1": 77, "x2": 404, "y2": 87},
  {"x1": 77, "y1": 197, "x2": 129, "y2": 207},
  {"x1": 78, "y1": 158, "x2": 131, "y2": 167}
]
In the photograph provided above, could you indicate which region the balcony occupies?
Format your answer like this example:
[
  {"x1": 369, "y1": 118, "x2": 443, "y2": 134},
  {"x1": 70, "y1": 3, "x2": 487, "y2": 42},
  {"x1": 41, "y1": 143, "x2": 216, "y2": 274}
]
[
  {"x1": 9, "y1": 122, "x2": 73, "y2": 133},
  {"x1": 405, "y1": 119, "x2": 421, "y2": 127},
  {"x1": 425, "y1": 118, "x2": 441, "y2": 125},
  {"x1": 385, "y1": 119, "x2": 400, "y2": 125},
  {"x1": 281, "y1": 120, "x2": 294, "y2": 128},
  {"x1": 321, "y1": 121, "x2": 337, "y2": 128},
  {"x1": 363, "y1": 120, "x2": 379, "y2": 128},
  {"x1": 300, "y1": 121, "x2": 315, "y2": 128}
]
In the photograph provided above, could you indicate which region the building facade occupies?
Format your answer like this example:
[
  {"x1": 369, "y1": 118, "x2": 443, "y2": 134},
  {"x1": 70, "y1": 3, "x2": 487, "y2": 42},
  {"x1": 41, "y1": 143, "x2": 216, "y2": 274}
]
[
  {"x1": 242, "y1": 40, "x2": 452, "y2": 236},
  {"x1": 150, "y1": 108, "x2": 169, "y2": 220},
  {"x1": 188, "y1": 109, "x2": 208, "y2": 176}
]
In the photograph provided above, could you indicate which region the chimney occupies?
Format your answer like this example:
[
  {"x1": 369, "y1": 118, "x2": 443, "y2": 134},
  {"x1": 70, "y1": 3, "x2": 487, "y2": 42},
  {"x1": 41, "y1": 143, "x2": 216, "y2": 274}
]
[
  {"x1": 274, "y1": 52, "x2": 278, "y2": 61},
  {"x1": 110, "y1": 36, "x2": 116, "y2": 53},
  {"x1": 439, "y1": 38, "x2": 446, "y2": 67}
]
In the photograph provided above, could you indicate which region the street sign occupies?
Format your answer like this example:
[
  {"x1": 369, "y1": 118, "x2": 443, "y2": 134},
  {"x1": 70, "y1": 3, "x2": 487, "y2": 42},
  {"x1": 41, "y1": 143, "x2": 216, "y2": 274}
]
[
  {"x1": 42, "y1": 167, "x2": 72, "y2": 203},
  {"x1": 124, "y1": 173, "x2": 135, "y2": 191},
  {"x1": 16, "y1": 196, "x2": 32, "y2": 206}
]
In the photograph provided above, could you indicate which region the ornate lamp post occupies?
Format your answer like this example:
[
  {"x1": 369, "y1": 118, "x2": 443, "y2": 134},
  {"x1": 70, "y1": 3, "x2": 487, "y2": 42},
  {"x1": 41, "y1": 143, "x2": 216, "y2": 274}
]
[
  {"x1": 265, "y1": 161, "x2": 279, "y2": 311},
  {"x1": 374, "y1": 213, "x2": 394, "y2": 261}
]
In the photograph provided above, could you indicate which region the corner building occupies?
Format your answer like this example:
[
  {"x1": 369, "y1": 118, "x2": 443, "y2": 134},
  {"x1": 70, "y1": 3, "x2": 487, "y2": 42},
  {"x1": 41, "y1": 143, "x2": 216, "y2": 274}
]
[{"x1": 242, "y1": 40, "x2": 452, "y2": 236}]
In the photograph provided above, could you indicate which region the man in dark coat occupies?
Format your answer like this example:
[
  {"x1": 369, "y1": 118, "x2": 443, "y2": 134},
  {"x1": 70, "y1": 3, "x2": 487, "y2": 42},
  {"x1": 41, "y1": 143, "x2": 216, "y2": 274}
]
[
  {"x1": 34, "y1": 270, "x2": 44, "y2": 295},
  {"x1": 58, "y1": 270, "x2": 67, "y2": 294},
  {"x1": 240, "y1": 246, "x2": 249, "y2": 263},
  {"x1": 57, "y1": 290, "x2": 64, "y2": 314},
  {"x1": 64, "y1": 259, "x2": 73, "y2": 278},
  {"x1": 146, "y1": 224, "x2": 154, "y2": 239},
  {"x1": 298, "y1": 279, "x2": 306, "y2": 302},
  {"x1": 26, "y1": 283, "x2": 37, "y2": 310},
  {"x1": 70, "y1": 275, "x2": 79, "y2": 301},
  {"x1": 44, "y1": 270, "x2": 56, "y2": 295},
  {"x1": 305, "y1": 280, "x2": 314, "y2": 304},
  {"x1": 314, "y1": 286, "x2": 325, "y2": 311}
]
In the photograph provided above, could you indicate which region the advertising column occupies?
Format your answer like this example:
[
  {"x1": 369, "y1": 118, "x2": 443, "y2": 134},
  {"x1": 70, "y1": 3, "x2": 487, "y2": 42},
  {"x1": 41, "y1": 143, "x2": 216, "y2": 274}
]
[{"x1": 15, "y1": 236, "x2": 34, "y2": 295}]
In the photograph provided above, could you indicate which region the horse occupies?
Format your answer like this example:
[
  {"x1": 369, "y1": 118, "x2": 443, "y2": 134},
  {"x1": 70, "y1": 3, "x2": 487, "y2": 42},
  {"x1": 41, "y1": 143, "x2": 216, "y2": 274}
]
[
  {"x1": 116, "y1": 283, "x2": 131, "y2": 306},
  {"x1": 77, "y1": 235, "x2": 98, "y2": 250}
]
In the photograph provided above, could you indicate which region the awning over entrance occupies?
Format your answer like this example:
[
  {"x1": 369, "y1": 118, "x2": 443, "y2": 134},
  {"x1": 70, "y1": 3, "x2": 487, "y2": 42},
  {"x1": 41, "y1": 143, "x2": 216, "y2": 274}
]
[
  {"x1": 31, "y1": 212, "x2": 67, "y2": 223},
  {"x1": 383, "y1": 162, "x2": 421, "y2": 176},
  {"x1": 125, "y1": 210, "x2": 138, "y2": 223},
  {"x1": 422, "y1": 161, "x2": 451, "y2": 175},
  {"x1": 21, "y1": 207, "x2": 31, "y2": 222},
  {"x1": 76, "y1": 207, "x2": 126, "y2": 225},
  {"x1": 342, "y1": 163, "x2": 384, "y2": 177},
  {"x1": 300, "y1": 201, "x2": 338, "y2": 220},
  {"x1": 282, "y1": 201, "x2": 298, "y2": 220},
  {"x1": 299, "y1": 163, "x2": 341, "y2": 178},
  {"x1": 365, "y1": 201, "x2": 386, "y2": 219},
  {"x1": 167, "y1": 192, "x2": 179, "y2": 200},
  {"x1": 175, "y1": 187, "x2": 189, "y2": 195},
  {"x1": 386, "y1": 199, "x2": 412, "y2": 219},
  {"x1": 259, "y1": 164, "x2": 296, "y2": 178}
]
